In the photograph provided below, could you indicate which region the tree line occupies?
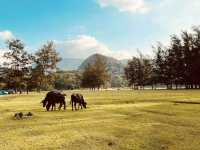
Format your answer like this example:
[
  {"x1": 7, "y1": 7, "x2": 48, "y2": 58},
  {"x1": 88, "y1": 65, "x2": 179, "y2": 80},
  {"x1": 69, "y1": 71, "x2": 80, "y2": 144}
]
[
  {"x1": 125, "y1": 26, "x2": 200, "y2": 89},
  {"x1": 1, "y1": 26, "x2": 200, "y2": 92},
  {"x1": 0, "y1": 39, "x2": 110, "y2": 93},
  {"x1": 1, "y1": 39, "x2": 61, "y2": 93}
]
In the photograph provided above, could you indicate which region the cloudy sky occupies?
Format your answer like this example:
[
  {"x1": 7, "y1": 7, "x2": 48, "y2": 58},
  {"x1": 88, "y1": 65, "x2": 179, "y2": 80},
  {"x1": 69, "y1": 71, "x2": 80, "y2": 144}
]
[{"x1": 0, "y1": 0, "x2": 200, "y2": 60}]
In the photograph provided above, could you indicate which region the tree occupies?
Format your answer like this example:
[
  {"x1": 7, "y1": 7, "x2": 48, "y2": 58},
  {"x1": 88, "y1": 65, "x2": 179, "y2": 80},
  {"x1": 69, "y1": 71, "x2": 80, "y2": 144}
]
[
  {"x1": 153, "y1": 43, "x2": 166, "y2": 86},
  {"x1": 3, "y1": 39, "x2": 33, "y2": 93},
  {"x1": 168, "y1": 35, "x2": 184, "y2": 88},
  {"x1": 54, "y1": 70, "x2": 81, "y2": 90},
  {"x1": 124, "y1": 57, "x2": 138, "y2": 88},
  {"x1": 192, "y1": 26, "x2": 200, "y2": 88},
  {"x1": 181, "y1": 31, "x2": 194, "y2": 88},
  {"x1": 152, "y1": 26, "x2": 200, "y2": 89},
  {"x1": 124, "y1": 55, "x2": 153, "y2": 89},
  {"x1": 81, "y1": 55, "x2": 109, "y2": 89},
  {"x1": 143, "y1": 58, "x2": 153, "y2": 86},
  {"x1": 29, "y1": 64, "x2": 44, "y2": 91},
  {"x1": 33, "y1": 41, "x2": 61, "y2": 91}
]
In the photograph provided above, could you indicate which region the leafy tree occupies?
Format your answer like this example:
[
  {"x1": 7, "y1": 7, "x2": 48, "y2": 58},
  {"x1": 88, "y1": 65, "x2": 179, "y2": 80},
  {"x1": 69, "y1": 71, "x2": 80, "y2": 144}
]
[
  {"x1": 3, "y1": 39, "x2": 33, "y2": 93},
  {"x1": 81, "y1": 64, "x2": 95, "y2": 89},
  {"x1": 168, "y1": 35, "x2": 184, "y2": 88},
  {"x1": 111, "y1": 75, "x2": 126, "y2": 87},
  {"x1": 54, "y1": 70, "x2": 81, "y2": 90},
  {"x1": 124, "y1": 57, "x2": 139, "y2": 89},
  {"x1": 181, "y1": 31, "x2": 193, "y2": 88},
  {"x1": 143, "y1": 58, "x2": 153, "y2": 86},
  {"x1": 124, "y1": 55, "x2": 153, "y2": 89},
  {"x1": 81, "y1": 55, "x2": 109, "y2": 89},
  {"x1": 153, "y1": 43, "x2": 166, "y2": 86},
  {"x1": 152, "y1": 26, "x2": 200, "y2": 89},
  {"x1": 33, "y1": 41, "x2": 61, "y2": 91},
  {"x1": 192, "y1": 27, "x2": 200, "y2": 88}
]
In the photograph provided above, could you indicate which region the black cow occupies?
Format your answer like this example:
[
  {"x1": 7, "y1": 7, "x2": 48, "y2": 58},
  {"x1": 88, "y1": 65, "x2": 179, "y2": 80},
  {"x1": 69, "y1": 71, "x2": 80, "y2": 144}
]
[
  {"x1": 42, "y1": 91, "x2": 66, "y2": 111},
  {"x1": 71, "y1": 93, "x2": 87, "y2": 111}
]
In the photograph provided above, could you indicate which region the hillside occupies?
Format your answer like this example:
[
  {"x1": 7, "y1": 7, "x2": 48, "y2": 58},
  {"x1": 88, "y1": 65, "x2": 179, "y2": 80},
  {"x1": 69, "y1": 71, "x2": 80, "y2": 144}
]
[
  {"x1": 79, "y1": 53, "x2": 125, "y2": 75},
  {"x1": 57, "y1": 54, "x2": 129, "y2": 87},
  {"x1": 78, "y1": 53, "x2": 128, "y2": 87},
  {"x1": 58, "y1": 54, "x2": 129, "y2": 72}
]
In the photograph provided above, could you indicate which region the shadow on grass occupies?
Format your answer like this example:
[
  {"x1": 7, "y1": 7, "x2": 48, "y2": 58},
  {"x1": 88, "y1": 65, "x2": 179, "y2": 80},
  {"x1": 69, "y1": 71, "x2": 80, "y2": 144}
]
[{"x1": 172, "y1": 101, "x2": 200, "y2": 104}]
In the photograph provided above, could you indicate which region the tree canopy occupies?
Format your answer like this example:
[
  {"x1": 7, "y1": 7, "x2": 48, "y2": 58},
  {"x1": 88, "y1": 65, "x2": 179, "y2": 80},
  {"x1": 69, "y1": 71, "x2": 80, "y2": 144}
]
[{"x1": 81, "y1": 55, "x2": 109, "y2": 89}]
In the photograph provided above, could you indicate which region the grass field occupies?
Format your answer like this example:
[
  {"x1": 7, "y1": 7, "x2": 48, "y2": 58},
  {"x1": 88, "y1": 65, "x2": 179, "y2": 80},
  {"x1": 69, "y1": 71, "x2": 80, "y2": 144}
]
[{"x1": 1, "y1": 90, "x2": 200, "y2": 150}]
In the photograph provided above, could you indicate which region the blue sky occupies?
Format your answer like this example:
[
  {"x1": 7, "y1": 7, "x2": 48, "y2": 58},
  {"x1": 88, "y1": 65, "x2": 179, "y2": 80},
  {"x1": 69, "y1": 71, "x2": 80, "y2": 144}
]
[{"x1": 1, "y1": 0, "x2": 200, "y2": 59}]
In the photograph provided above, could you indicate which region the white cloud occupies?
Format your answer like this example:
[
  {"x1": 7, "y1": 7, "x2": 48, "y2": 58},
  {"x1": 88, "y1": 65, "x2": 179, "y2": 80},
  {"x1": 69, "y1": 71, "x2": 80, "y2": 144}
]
[
  {"x1": 0, "y1": 30, "x2": 14, "y2": 65},
  {"x1": 55, "y1": 35, "x2": 132, "y2": 60},
  {"x1": 97, "y1": 0, "x2": 151, "y2": 13},
  {"x1": 0, "y1": 30, "x2": 14, "y2": 41},
  {"x1": 133, "y1": 0, "x2": 200, "y2": 54},
  {"x1": 0, "y1": 50, "x2": 4, "y2": 59},
  {"x1": 0, "y1": 49, "x2": 9, "y2": 66},
  {"x1": 152, "y1": 0, "x2": 200, "y2": 41}
]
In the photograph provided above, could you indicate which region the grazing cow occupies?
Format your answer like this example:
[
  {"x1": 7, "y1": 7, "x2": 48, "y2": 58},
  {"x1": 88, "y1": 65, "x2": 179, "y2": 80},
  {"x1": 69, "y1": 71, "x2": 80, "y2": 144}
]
[
  {"x1": 71, "y1": 93, "x2": 87, "y2": 111},
  {"x1": 42, "y1": 91, "x2": 66, "y2": 111}
]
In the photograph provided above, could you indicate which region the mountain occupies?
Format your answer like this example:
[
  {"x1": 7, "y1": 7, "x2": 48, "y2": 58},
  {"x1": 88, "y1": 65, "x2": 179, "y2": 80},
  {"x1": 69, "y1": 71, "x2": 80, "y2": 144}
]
[
  {"x1": 79, "y1": 53, "x2": 129, "y2": 87},
  {"x1": 58, "y1": 58, "x2": 83, "y2": 70},
  {"x1": 57, "y1": 54, "x2": 130, "y2": 85},
  {"x1": 79, "y1": 53, "x2": 125, "y2": 75}
]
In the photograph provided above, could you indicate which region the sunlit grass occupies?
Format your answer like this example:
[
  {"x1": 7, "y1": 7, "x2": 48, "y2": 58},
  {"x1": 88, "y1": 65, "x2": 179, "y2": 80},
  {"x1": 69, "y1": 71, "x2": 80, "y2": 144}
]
[{"x1": 0, "y1": 90, "x2": 200, "y2": 150}]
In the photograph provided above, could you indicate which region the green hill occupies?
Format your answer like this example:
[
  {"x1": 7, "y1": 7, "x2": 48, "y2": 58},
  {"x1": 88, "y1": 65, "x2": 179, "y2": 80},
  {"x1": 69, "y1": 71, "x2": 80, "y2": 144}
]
[
  {"x1": 79, "y1": 53, "x2": 125, "y2": 74},
  {"x1": 79, "y1": 53, "x2": 128, "y2": 87}
]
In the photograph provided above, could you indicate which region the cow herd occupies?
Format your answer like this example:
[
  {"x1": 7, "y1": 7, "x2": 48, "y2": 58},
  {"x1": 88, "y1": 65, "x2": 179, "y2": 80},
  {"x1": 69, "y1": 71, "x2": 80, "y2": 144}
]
[{"x1": 41, "y1": 91, "x2": 87, "y2": 111}]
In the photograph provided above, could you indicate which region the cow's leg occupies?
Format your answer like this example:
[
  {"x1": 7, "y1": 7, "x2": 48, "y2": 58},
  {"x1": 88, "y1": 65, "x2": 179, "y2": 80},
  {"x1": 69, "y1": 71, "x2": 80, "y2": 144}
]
[
  {"x1": 78, "y1": 103, "x2": 80, "y2": 110},
  {"x1": 81, "y1": 104, "x2": 83, "y2": 109},
  {"x1": 74, "y1": 102, "x2": 76, "y2": 110},
  {"x1": 51, "y1": 103, "x2": 55, "y2": 111},
  {"x1": 54, "y1": 103, "x2": 56, "y2": 111},
  {"x1": 75, "y1": 102, "x2": 77, "y2": 111},
  {"x1": 63, "y1": 101, "x2": 66, "y2": 110},
  {"x1": 71, "y1": 101, "x2": 74, "y2": 111},
  {"x1": 60, "y1": 102, "x2": 63, "y2": 110},
  {"x1": 58, "y1": 103, "x2": 62, "y2": 110},
  {"x1": 46, "y1": 103, "x2": 51, "y2": 111}
]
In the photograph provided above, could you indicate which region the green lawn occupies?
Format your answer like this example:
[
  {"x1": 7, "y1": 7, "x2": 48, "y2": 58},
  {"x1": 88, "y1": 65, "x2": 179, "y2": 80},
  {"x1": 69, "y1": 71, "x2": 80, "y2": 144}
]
[{"x1": 1, "y1": 90, "x2": 200, "y2": 150}]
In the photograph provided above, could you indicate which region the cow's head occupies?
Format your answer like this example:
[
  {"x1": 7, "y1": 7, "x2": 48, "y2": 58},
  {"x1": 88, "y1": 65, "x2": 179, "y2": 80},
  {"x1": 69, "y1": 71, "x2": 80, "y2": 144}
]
[
  {"x1": 83, "y1": 102, "x2": 87, "y2": 108},
  {"x1": 41, "y1": 99, "x2": 47, "y2": 107}
]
